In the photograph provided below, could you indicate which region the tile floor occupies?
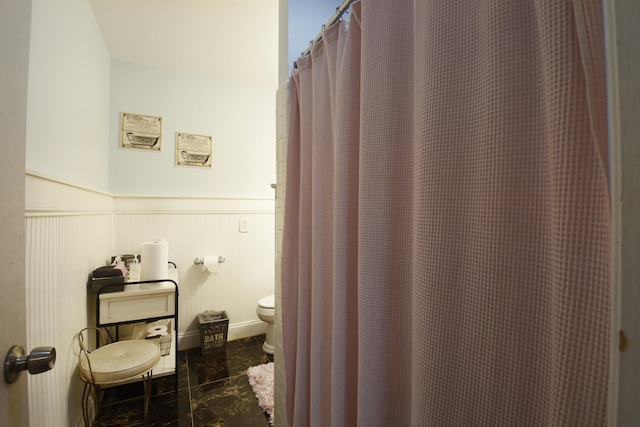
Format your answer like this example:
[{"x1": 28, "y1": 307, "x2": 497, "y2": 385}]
[{"x1": 94, "y1": 334, "x2": 274, "y2": 427}]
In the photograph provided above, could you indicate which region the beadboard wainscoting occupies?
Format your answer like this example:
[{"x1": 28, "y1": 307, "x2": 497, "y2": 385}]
[
  {"x1": 24, "y1": 172, "x2": 276, "y2": 426},
  {"x1": 112, "y1": 197, "x2": 275, "y2": 349},
  {"x1": 25, "y1": 173, "x2": 114, "y2": 427}
]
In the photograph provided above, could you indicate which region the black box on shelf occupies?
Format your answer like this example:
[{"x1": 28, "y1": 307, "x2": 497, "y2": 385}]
[
  {"x1": 198, "y1": 310, "x2": 229, "y2": 355},
  {"x1": 88, "y1": 275, "x2": 125, "y2": 294}
]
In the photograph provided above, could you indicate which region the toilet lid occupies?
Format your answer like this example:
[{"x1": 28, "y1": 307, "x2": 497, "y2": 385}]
[{"x1": 258, "y1": 294, "x2": 275, "y2": 309}]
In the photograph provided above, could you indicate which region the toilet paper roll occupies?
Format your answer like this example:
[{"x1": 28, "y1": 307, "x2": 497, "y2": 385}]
[
  {"x1": 201, "y1": 255, "x2": 219, "y2": 275},
  {"x1": 140, "y1": 240, "x2": 169, "y2": 281}
]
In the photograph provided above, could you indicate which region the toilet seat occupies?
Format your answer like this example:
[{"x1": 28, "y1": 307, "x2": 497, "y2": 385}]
[{"x1": 258, "y1": 294, "x2": 275, "y2": 309}]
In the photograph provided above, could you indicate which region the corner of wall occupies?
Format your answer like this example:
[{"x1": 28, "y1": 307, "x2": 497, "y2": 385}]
[{"x1": 273, "y1": 81, "x2": 289, "y2": 427}]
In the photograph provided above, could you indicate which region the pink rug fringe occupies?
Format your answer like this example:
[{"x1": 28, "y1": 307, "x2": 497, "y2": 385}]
[{"x1": 247, "y1": 362, "x2": 274, "y2": 425}]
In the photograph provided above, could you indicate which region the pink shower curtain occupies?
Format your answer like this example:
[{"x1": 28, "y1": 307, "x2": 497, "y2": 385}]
[{"x1": 282, "y1": 1, "x2": 610, "y2": 426}]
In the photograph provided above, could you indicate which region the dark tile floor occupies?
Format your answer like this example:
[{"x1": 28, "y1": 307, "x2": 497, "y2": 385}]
[{"x1": 94, "y1": 335, "x2": 274, "y2": 427}]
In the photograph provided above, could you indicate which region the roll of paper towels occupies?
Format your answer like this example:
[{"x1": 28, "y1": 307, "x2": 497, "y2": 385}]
[
  {"x1": 201, "y1": 255, "x2": 219, "y2": 274},
  {"x1": 140, "y1": 240, "x2": 169, "y2": 281}
]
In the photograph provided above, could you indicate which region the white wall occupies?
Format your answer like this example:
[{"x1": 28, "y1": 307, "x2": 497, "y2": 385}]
[
  {"x1": 109, "y1": 61, "x2": 277, "y2": 198},
  {"x1": 24, "y1": 0, "x2": 113, "y2": 425},
  {"x1": 274, "y1": 81, "x2": 289, "y2": 427},
  {"x1": 25, "y1": 177, "x2": 113, "y2": 427},
  {"x1": 606, "y1": 0, "x2": 640, "y2": 424},
  {"x1": 26, "y1": 0, "x2": 111, "y2": 191},
  {"x1": 23, "y1": 1, "x2": 279, "y2": 425}
]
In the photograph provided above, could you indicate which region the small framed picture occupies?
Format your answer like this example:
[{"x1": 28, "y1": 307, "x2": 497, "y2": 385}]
[
  {"x1": 120, "y1": 112, "x2": 162, "y2": 151},
  {"x1": 176, "y1": 132, "x2": 213, "y2": 168}
]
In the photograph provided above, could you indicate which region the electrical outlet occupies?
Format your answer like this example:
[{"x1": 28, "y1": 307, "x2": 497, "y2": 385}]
[{"x1": 239, "y1": 218, "x2": 249, "y2": 233}]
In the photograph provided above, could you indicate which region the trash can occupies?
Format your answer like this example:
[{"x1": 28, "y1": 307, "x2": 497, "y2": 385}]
[{"x1": 198, "y1": 310, "x2": 229, "y2": 355}]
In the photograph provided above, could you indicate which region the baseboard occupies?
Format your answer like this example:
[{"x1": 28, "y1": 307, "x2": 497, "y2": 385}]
[{"x1": 177, "y1": 320, "x2": 267, "y2": 350}]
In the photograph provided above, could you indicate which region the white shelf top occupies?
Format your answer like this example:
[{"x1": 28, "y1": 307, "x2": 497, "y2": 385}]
[{"x1": 99, "y1": 266, "x2": 178, "y2": 299}]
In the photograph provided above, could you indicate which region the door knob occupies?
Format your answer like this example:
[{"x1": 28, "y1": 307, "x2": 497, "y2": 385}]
[{"x1": 4, "y1": 345, "x2": 56, "y2": 384}]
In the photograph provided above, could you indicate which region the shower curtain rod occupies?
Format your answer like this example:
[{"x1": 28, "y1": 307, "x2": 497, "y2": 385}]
[{"x1": 295, "y1": 0, "x2": 356, "y2": 64}]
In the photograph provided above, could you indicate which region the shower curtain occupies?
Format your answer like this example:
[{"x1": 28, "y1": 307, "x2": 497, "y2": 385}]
[{"x1": 282, "y1": 1, "x2": 610, "y2": 426}]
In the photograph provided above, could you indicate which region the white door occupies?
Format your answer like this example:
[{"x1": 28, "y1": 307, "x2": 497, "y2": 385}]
[
  {"x1": 605, "y1": 1, "x2": 640, "y2": 425},
  {"x1": 0, "y1": 0, "x2": 32, "y2": 425}
]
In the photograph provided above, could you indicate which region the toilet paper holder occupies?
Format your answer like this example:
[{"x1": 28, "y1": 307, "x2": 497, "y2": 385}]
[{"x1": 194, "y1": 256, "x2": 225, "y2": 265}]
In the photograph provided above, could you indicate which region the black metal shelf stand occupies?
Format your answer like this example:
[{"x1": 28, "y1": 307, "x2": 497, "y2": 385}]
[{"x1": 96, "y1": 277, "x2": 179, "y2": 395}]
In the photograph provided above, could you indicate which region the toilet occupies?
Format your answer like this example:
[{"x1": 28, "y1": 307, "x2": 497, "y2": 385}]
[{"x1": 256, "y1": 294, "x2": 275, "y2": 354}]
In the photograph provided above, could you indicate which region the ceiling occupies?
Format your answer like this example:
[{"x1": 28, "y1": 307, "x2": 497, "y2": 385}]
[{"x1": 89, "y1": 0, "x2": 280, "y2": 88}]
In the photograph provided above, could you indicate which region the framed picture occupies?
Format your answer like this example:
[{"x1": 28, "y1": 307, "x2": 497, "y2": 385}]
[
  {"x1": 120, "y1": 112, "x2": 162, "y2": 151},
  {"x1": 176, "y1": 132, "x2": 213, "y2": 168}
]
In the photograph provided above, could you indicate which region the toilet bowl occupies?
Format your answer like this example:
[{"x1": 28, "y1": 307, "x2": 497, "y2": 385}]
[{"x1": 256, "y1": 294, "x2": 275, "y2": 354}]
